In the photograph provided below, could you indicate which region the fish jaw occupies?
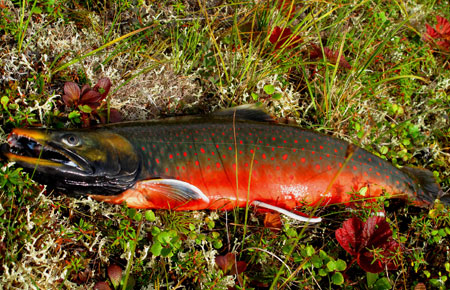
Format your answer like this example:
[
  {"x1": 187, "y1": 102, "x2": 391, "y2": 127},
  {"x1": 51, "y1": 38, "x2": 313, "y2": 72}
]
[
  {"x1": 1, "y1": 128, "x2": 141, "y2": 196},
  {"x1": 2, "y1": 128, "x2": 91, "y2": 173}
]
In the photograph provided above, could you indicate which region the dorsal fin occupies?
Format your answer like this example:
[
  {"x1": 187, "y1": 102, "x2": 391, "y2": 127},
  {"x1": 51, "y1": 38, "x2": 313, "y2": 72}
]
[{"x1": 213, "y1": 105, "x2": 274, "y2": 122}]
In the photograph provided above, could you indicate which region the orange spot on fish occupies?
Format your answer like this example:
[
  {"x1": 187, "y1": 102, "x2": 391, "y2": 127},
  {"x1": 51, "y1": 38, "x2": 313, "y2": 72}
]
[
  {"x1": 353, "y1": 166, "x2": 357, "y2": 171},
  {"x1": 301, "y1": 158, "x2": 306, "y2": 163},
  {"x1": 195, "y1": 161, "x2": 199, "y2": 166},
  {"x1": 293, "y1": 162, "x2": 296, "y2": 167},
  {"x1": 216, "y1": 162, "x2": 221, "y2": 168},
  {"x1": 262, "y1": 153, "x2": 266, "y2": 159},
  {"x1": 200, "y1": 148, "x2": 205, "y2": 154},
  {"x1": 282, "y1": 154, "x2": 288, "y2": 160}
]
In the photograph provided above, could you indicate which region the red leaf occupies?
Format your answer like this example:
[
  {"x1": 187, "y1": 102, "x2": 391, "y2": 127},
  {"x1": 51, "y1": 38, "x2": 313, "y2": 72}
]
[
  {"x1": 436, "y1": 16, "x2": 450, "y2": 36},
  {"x1": 436, "y1": 40, "x2": 450, "y2": 50},
  {"x1": 230, "y1": 261, "x2": 247, "y2": 275},
  {"x1": 310, "y1": 44, "x2": 351, "y2": 69},
  {"x1": 269, "y1": 26, "x2": 302, "y2": 50},
  {"x1": 425, "y1": 23, "x2": 440, "y2": 41},
  {"x1": 264, "y1": 212, "x2": 282, "y2": 231},
  {"x1": 80, "y1": 89, "x2": 102, "y2": 107},
  {"x1": 108, "y1": 108, "x2": 122, "y2": 123},
  {"x1": 216, "y1": 252, "x2": 236, "y2": 273},
  {"x1": 335, "y1": 217, "x2": 363, "y2": 256},
  {"x1": 80, "y1": 84, "x2": 91, "y2": 96},
  {"x1": 216, "y1": 253, "x2": 247, "y2": 275},
  {"x1": 93, "y1": 77, "x2": 112, "y2": 99},
  {"x1": 63, "y1": 82, "x2": 80, "y2": 106},
  {"x1": 93, "y1": 281, "x2": 112, "y2": 290},
  {"x1": 335, "y1": 216, "x2": 399, "y2": 273},
  {"x1": 107, "y1": 264, "x2": 122, "y2": 288}
]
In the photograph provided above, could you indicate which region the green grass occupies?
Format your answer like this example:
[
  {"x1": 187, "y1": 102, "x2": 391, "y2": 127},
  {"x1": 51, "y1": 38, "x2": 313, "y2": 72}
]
[{"x1": 1, "y1": 0, "x2": 450, "y2": 289}]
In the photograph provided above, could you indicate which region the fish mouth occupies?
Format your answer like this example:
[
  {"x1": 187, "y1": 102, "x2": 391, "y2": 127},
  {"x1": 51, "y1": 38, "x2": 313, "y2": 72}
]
[{"x1": 1, "y1": 129, "x2": 92, "y2": 174}]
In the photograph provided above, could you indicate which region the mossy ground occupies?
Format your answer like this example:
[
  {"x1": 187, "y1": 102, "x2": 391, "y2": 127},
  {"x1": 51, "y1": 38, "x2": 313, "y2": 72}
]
[{"x1": 1, "y1": 0, "x2": 449, "y2": 289}]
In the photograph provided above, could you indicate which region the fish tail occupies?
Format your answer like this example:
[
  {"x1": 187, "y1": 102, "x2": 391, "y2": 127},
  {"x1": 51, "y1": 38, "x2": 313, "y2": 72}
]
[{"x1": 400, "y1": 167, "x2": 449, "y2": 205}]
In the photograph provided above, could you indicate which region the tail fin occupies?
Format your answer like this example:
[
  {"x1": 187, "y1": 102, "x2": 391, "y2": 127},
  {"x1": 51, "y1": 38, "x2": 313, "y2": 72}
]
[{"x1": 400, "y1": 167, "x2": 448, "y2": 205}]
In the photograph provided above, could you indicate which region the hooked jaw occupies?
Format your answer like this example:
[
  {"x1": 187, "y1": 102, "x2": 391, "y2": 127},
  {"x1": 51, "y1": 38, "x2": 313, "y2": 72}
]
[{"x1": 1, "y1": 128, "x2": 91, "y2": 173}]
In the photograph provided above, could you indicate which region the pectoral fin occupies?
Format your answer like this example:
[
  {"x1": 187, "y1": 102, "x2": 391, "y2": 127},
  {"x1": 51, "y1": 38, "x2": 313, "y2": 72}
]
[
  {"x1": 89, "y1": 179, "x2": 210, "y2": 210},
  {"x1": 252, "y1": 201, "x2": 322, "y2": 223}
]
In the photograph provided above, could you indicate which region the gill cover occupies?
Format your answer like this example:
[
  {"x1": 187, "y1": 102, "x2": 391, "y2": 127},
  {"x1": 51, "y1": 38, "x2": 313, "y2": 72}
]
[{"x1": 1, "y1": 128, "x2": 141, "y2": 196}]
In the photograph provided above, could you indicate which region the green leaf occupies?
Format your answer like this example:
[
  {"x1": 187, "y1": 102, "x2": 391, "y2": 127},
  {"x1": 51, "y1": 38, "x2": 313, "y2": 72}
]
[
  {"x1": 373, "y1": 277, "x2": 392, "y2": 290},
  {"x1": 380, "y1": 146, "x2": 388, "y2": 155},
  {"x1": 150, "y1": 241, "x2": 162, "y2": 256},
  {"x1": 78, "y1": 104, "x2": 92, "y2": 113},
  {"x1": 127, "y1": 208, "x2": 136, "y2": 219},
  {"x1": 335, "y1": 259, "x2": 347, "y2": 271},
  {"x1": 263, "y1": 84, "x2": 275, "y2": 95},
  {"x1": 367, "y1": 272, "x2": 378, "y2": 287},
  {"x1": 1, "y1": 96, "x2": 8, "y2": 108},
  {"x1": 251, "y1": 92, "x2": 259, "y2": 101},
  {"x1": 31, "y1": 6, "x2": 42, "y2": 14},
  {"x1": 326, "y1": 260, "x2": 336, "y2": 271},
  {"x1": 331, "y1": 272, "x2": 344, "y2": 285},
  {"x1": 311, "y1": 255, "x2": 323, "y2": 268},
  {"x1": 145, "y1": 210, "x2": 156, "y2": 222},
  {"x1": 157, "y1": 232, "x2": 171, "y2": 244},
  {"x1": 161, "y1": 247, "x2": 173, "y2": 257},
  {"x1": 318, "y1": 268, "x2": 328, "y2": 277},
  {"x1": 305, "y1": 245, "x2": 315, "y2": 257},
  {"x1": 151, "y1": 226, "x2": 161, "y2": 236},
  {"x1": 68, "y1": 110, "x2": 80, "y2": 119},
  {"x1": 272, "y1": 93, "x2": 282, "y2": 100},
  {"x1": 134, "y1": 212, "x2": 142, "y2": 222}
]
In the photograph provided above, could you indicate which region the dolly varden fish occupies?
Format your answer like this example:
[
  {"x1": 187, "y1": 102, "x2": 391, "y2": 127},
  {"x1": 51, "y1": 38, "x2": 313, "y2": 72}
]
[{"x1": 0, "y1": 107, "x2": 445, "y2": 222}]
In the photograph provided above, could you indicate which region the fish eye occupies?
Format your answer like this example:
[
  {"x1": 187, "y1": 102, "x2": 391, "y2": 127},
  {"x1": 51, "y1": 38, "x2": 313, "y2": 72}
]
[{"x1": 62, "y1": 134, "x2": 80, "y2": 146}]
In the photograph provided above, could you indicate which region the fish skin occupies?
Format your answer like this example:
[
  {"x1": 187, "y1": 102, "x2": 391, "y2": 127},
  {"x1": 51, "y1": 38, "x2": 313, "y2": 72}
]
[
  {"x1": 103, "y1": 118, "x2": 423, "y2": 210},
  {"x1": 1, "y1": 110, "x2": 442, "y2": 212}
]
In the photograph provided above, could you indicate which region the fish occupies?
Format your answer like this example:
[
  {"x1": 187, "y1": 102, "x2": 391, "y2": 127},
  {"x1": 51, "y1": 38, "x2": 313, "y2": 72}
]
[{"x1": 0, "y1": 107, "x2": 445, "y2": 222}]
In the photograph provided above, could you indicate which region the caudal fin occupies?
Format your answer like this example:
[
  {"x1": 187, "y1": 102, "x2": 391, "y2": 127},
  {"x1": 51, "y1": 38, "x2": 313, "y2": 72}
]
[{"x1": 401, "y1": 167, "x2": 448, "y2": 205}]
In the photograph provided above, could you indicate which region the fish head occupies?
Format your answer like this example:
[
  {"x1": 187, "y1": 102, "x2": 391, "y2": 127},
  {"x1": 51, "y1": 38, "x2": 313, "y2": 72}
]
[{"x1": 1, "y1": 128, "x2": 141, "y2": 196}]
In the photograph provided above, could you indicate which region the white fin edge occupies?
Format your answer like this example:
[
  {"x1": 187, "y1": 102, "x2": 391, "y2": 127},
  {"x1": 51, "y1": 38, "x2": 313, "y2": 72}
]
[
  {"x1": 141, "y1": 179, "x2": 210, "y2": 203},
  {"x1": 252, "y1": 201, "x2": 322, "y2": 223}
]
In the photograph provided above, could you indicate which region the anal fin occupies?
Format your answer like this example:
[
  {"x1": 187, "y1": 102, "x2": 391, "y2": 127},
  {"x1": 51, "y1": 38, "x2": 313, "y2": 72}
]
[{"x1": 252, "y1": 201, "x2": 322, "y2": 223}]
